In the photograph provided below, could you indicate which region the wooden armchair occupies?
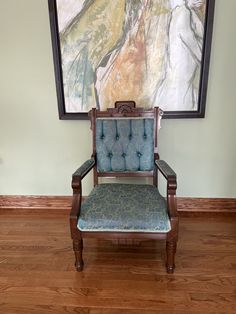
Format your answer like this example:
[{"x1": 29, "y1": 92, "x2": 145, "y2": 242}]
[{"x1": 70, "y1": 101, "x2": 179, "y2": 273}]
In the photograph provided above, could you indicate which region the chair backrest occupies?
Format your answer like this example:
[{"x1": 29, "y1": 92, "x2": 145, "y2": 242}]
[{"x1": 89, "y1": 101, "x2": 162, "y2": 184}]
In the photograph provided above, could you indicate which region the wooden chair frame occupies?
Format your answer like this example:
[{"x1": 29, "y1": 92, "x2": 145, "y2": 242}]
[{"x1": 70, "y1": 101, "x2": 179, "y2": 273}]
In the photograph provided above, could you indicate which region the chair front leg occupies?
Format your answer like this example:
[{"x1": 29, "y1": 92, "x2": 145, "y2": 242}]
[
  {"x1": 73, "y1": 237, "x2": 84, "y2": 271},
  {"x1": 166, "y1": 240, "x2": 177, "y2": 274}
]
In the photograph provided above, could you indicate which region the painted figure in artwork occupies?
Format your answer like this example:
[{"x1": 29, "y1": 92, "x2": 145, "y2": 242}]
[
  {"x1": 59, "y1": 1, "x2": 126, "y2": 112},
  {"x1": 153, "y1": 0, "x2": 204, "y2": 110}
]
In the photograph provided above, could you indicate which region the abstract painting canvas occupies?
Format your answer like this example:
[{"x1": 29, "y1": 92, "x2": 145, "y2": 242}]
[{"x1": 48, "y1": 0, "x2": 215, "y2": 119}]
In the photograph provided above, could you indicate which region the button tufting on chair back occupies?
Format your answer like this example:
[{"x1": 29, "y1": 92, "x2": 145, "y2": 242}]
[{"x1": 96, "y1": 118, "x2": 154, "y2": 172}]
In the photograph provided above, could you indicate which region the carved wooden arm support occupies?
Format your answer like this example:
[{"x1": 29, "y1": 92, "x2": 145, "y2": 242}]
[
  {"x1": 155, "y1": 160, "x2": 178, "y2": 218},
  {"x1": 70, "y1": 158, "x2": 95, "y2": 237}
]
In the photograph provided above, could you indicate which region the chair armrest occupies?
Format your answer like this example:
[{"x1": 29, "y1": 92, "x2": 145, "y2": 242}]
[
  {"x1": 155, "y1": 160, "x2": 178, "y2": 218},
  {"x1": 70, "y1": 158, "x2": 96, "y2": 235},
  {"x1": 72, "y1": 158, "x2": 96, "y2": 183},
  {"x1": 155, "y1": 160, "x2": 176, "y2": 181}
]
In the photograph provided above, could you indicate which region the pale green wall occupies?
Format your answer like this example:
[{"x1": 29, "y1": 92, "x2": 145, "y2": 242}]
[{"x1": 0, "y1": 0, "x2": 235, "y2": 197}]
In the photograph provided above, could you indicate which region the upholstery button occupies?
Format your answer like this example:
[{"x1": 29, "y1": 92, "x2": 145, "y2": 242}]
[
  {"x1": 107, "y1": 152, "x2": 113, "y2": 158},
  {"x1": 129, "y1": 134, "x2": 132, "y2": 140},
  {"x1": 137, "y1": 152, "x2": 142, "y2": 157},
  {"x1": 122, "y1": 153, "x2": 126, "y2": 158},
  {"x1": 116, "y1": 134, "x2": 120, "y2": 140},
  {"x1": 143, "y1": 134, "x2": 147, "y2": 139},
  {"x1": 100, "y1": 134, "x2": 105, "y2": 140}
]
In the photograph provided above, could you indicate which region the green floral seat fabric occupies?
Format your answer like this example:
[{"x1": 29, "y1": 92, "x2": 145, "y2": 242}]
[{"x1": 77, "y1": 184, "x2": 170, "y2": 233}]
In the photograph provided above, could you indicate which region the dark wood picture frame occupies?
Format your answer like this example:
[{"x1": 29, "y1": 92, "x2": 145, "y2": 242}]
[{"x1": 48, "y1": 0, "x2": 215, "y2": 120}]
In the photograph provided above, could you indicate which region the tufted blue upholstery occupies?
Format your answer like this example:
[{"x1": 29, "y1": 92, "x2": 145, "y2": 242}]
[
  {"x1": 96, "y1": 118, "x2": 154, "y2": 172},
  {"x1": 77, "y1": 184, "x2": 171, "y2": 233}
]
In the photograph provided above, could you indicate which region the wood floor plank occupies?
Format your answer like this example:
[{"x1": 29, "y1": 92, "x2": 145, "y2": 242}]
[
  {"x1": 0, "y1": 304, "x2": 170, "y2": 314},
  {"x1": 0, "y1": 210, "x2": 235, "y2": 313}
]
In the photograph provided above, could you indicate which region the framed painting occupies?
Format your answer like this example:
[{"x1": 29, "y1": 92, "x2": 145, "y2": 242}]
[{"x1": 48, "y1": 0, "x2": 215, "y2": 119}]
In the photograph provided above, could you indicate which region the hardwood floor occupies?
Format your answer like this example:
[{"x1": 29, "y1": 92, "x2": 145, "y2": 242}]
[{"x1": 0, "y1": 208, "x2": 235, "y2": 313}]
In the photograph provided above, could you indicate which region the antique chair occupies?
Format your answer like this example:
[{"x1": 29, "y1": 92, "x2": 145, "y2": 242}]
[{"x1": 70, "y1": 101, "x2": 178, "y2": 273}]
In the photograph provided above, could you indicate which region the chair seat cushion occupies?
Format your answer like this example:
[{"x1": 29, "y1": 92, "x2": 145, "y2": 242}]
[{"x1": 77, "y1": 184, "x2": 171, "y2": 233}]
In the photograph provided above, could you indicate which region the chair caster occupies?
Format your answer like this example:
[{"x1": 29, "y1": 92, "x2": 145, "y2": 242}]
[
  {"x1": 166, "y1": 264, "x2": 175, "y2": 274},
  {"x1": 75, "y1": 260, "x2": 84, "y2": 272}
]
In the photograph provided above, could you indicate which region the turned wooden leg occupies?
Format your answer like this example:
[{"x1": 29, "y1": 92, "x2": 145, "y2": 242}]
[
  {"x1": 73, "y1": 238, "x2": 84, "y2": 271},
  {"x1": 166, "y1": 241, "x2": 177, "y2": 274}
]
